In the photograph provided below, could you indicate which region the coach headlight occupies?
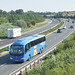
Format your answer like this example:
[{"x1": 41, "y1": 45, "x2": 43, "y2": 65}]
[
  {"x1": 10, "y1": 57, "x2": 13, "y2": 60},
  {"x1": 21, "y1": 57, "x2": 24, "y2": 60}
]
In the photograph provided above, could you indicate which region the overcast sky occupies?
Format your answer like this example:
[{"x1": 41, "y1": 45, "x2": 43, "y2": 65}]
[{"x1": 0, "y1": 0, "x2": 75, "y2": 12}]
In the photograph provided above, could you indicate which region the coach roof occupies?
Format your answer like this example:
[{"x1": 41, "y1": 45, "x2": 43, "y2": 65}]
[{"x1": 12, "y1": 35, "x2": 45, "y2": 45}]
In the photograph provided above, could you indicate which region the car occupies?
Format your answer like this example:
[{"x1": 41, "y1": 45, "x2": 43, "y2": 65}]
[
  {"x1": 70, "y1": 25, "x2": 73, "y2": 28},
  {"x1": 57, "y1": 29, "x2": 62, "y2": 33},
  {"x1": 72, "y1": 21, "x2": 74, "y2": 23},
  {"x1": 62, "y1": 26, "x2": 66, "y2": 29},
  {"x1": 67, "y1": 19, "x2": 70, "y2": 22}
]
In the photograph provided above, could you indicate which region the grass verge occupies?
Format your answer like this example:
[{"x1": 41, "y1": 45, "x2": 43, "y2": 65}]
[
  {"x1": 0, "y1": 47, "x2": 8, "y2": 52},
  {"x1": 0, "y1": 35, "x2": 7, "y2": 39}
]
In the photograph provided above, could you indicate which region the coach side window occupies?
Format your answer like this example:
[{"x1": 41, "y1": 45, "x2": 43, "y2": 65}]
[
  {"x1": 25, "y1": 43, "x2": 31, "y2": 53},
  {"x1": 31, "y1": 41, "x2": 34, "y2": 47},
  {"x1": 38, "y1": 38, "x2": 42, "y2": 43},
  {"x1": 42, "y1": 37, "x2": 46, "y2": 41},
  {"x1": 34, "y1": 40, "x2": 38, "y2": 45}
]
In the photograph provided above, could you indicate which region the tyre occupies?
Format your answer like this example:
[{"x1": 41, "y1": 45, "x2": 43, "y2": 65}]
[
  {"x1": 39, "y1": 49, "x2": 42, "y2": 54},
  {"x1": 28, "y1": 55, "x2": 31, "y2": 61}
]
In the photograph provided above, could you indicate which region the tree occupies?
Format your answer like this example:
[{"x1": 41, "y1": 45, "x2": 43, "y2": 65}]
[
  {"x1": 15, "y1": 9, "x2": 24, "y2": 14},
  {"x1": 0, "y1": 9, "x2": 3, "y2": 14},
  {"x1": 8, "y1": 15, "x2": 16, "y2": 24},
  {"x1": 43, "y1": 14, "x2": 47, "y2": 18},
  {"x1": 65, "y1": 14, "x2": 68, "y2": 18},
  {"x1": 10, "y1": 10, "x2": 15, "y2": 14},
  {"x1": 27, "y1": 11, "x2": 34, "y2": 14},
  {"x1": 0, "y1": 17, "x2": 8, "y2": 24},
  {"x1": 3, "y1": 11, "x2": 7, "y2": 15},
  {"x1": 16, "y1": 19, "x2": 27, "y2": 28},
  {"x1": 27, "y1": 22, "x2": 31, "y2": 27},
  {"x1": 55, "y1": 12, "x2": 63, "y2": 18},
  {"x1": 31, "y1": 21, "x2": 36, "y2": 26}
]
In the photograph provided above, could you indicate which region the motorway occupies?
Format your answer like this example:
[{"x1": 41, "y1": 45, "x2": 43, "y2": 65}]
[
  {"x1": 0, "y1": 19, "x2": 75, "y2": 75},
  {"x1": 0, "y1": 19, "x2": 59, "y2": 49}
]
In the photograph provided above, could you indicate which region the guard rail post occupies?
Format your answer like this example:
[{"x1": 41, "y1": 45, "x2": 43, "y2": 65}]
[
  {"x1": 30, "y1": 64, "x2": 31, "y2": 69},
  {"x1": 37, "y1": 60, "x2": 39, "y2": 64},
  {"x1": 40, "y1": 58, "x2": 42, "y2": 62},
  {"x1": 34, "y1": 61, "x2": 35, "y2": 66},
  {"x1": 20, "y1": 71, "x2": 22, "y2": 75},
  {"x1": 25, "y1": 67, "x2": 27, "y2": 72}
]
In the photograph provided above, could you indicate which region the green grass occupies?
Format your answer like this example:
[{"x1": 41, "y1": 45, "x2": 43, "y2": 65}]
[
  {"x1": 0, "y1": 47, "x2": 8, "y2": 52},
  {"x1": 0, "y1": 35, "x2": 7, "y2": 39}
]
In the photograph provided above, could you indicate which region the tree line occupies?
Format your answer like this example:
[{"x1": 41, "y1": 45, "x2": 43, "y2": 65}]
[
  {"x1": 0, "y1": 9, "x2": 45, "y2": 28},
  {"x1": 37, "y1": 11, "x2": 75, "y2": 19}
]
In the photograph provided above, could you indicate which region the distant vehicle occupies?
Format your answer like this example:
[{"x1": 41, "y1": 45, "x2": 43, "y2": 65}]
[
  {"x1": 57, "y1": 29, "x2": 62, "y2": 33},
  {"x1": 70, "y1": 25, "x2": 73, "y2": 28},
  {"x1": 8, "y1": 28, "x2": 21, "y2": 38},
  {"x1": 8, "y1": 35, "x2": 46, "y2": 62},
  {"x1": 62, "y1": 26, "x2": 66, "y2": 29},
  {"x1": 72, "y1": 21, "x2": 74, "y2": 23},
  {"x1": 67, "y1": 18, "x2": 70, "y2": 22}
]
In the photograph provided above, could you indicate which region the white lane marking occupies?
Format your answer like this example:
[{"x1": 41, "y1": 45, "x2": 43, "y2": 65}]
[{"x1": 0, "y1": 63, "x2": 7, "y2": 66}]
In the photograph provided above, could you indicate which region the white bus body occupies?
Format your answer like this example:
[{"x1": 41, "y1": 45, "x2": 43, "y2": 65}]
[{"x1": 8, "y1": 28, "x2": 21, "y2": 38}]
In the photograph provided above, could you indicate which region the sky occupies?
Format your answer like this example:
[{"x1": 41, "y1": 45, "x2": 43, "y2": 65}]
[{"x1": 0, "y1": 0, "x2": 75, "y2": 12}]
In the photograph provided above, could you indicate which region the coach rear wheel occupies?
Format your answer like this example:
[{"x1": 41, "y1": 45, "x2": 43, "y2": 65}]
[
  {"x1": 28, "y1": 55, "x2": 31, "y2": 61},
  {"x1": 39, "y1": 49, "x2": 42, "y2": 54}
]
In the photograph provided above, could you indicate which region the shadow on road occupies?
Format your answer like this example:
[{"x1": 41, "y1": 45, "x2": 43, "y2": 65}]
[{"x1": 0, "y1": 54, "x2": 23, "y2": 66}]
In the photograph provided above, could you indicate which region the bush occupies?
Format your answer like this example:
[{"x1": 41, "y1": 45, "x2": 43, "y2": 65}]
[
  {"x1": 16, "y1": 19, "x2": 27, "y2": 28},
  {"x1": 0, "y1": 23, "x2": 18, "y2": 35},
  {"x1": 0, "y1": 17, "x2": 8, "y2": 24},
  {"x1": 39, "y1": 65, "x2": 47, "y2": 75},
  {"x1": 27, "y1": 22, "x2": 31, "y2": 27},
  {"x1": 31, "y1": 21, "x2": 36, "y2": 26},
  {"x1": 26, "y1": 32, "x2": 75, "y2": 75},
  {"x1": 63, "y1": 41, "x2": 74, "y2": 49}
]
